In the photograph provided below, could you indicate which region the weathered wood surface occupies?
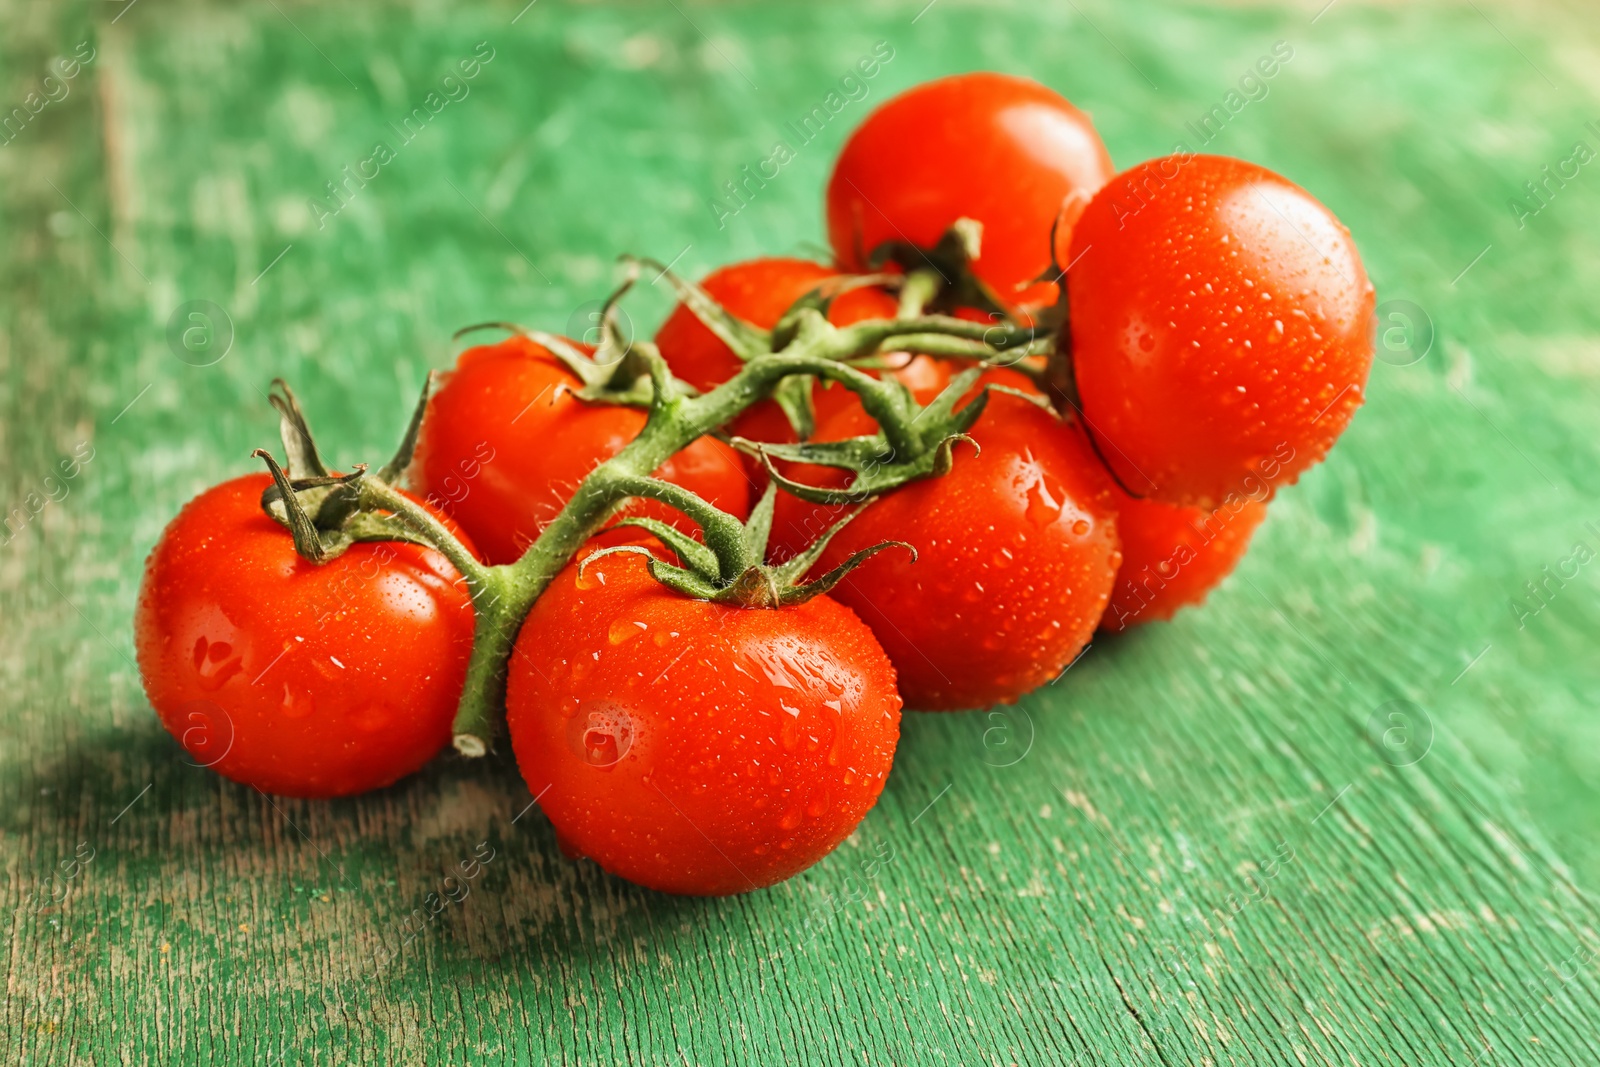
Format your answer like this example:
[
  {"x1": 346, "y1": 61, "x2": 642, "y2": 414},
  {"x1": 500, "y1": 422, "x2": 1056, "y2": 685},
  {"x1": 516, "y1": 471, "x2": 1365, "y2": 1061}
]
[{"x1": 4, "y1": 0, "x2": 1600, "y2": 1063}]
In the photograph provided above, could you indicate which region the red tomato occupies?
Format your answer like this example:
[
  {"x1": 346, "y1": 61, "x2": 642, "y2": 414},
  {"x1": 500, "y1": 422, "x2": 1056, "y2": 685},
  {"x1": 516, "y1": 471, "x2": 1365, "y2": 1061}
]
[
  {"x1": 412, "y1": 335, "x2": 751, "y2": 565},
  {"x1": 655, "y1": 257, "x2": 921, "y2": 447},
  {"x1": 1102, "y1": 492, "x2": 1267, "y2": 632},
  {"x1": 1067, "y1": 154, "x2": 1375, "y2": 508},
  {"x1": 827, "y1": 73, "x2": 1114, "y2": 304},
  {"x1": 506, "y1": 543, "x2": 901, "y2": 895},
  {"x1": 777, "y1": 391, "x2": 1120, "y2": 710},
  {"x1": 135, "y1": 475, "x2": 476, "y2": 797}
]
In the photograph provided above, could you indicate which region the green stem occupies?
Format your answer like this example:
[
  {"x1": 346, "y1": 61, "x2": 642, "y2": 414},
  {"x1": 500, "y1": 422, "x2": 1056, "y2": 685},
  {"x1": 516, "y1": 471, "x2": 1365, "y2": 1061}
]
[
  {"x1": 897, "y1": 269, "x2": 944, "y2": 319},
  {"x1": 436, "y1": 309, "x2": 1033, "y2": 755},
  {"x1": 357, "y1": 479, "x2": 492, "y2": 589}
]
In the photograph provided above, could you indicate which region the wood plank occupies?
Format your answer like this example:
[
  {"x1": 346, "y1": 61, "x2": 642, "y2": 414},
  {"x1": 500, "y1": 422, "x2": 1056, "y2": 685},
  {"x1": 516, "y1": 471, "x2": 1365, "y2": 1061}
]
[{"x1": 4, "y1": 1, "x2": 1599, "y2": 1063}]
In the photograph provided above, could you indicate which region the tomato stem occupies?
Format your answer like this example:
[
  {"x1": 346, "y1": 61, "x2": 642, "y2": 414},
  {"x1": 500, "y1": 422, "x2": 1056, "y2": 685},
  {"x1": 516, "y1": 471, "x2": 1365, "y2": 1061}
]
[
  {"x1": 278, "y1": 280, "x2": 1055, "y2": 756},
  {"x1": 355, "y1": 478, "x2": 492, "y2": 588},
  {"x1": 445, "y1": 331, "x2": 1015, "y2": 753}
]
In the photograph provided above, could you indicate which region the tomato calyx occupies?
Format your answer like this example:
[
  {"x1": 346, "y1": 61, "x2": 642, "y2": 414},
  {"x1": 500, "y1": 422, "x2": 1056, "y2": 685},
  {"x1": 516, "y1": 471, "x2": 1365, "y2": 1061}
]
[
  {"x1": 733, "y1": 365, "x2": 995, "y2": 505},
  {"x1": 592, "y1": 481, "x2": 913, "y2": 609},
  {"x1": 864, "y1": 218, "x2": 1023, "y2": 324},
  {"x1": 252, "y1": 380, "x2": 488, "y2": 586},
  {"x1": 455, "y1": 264, "x2": 697, "y2": 411}
]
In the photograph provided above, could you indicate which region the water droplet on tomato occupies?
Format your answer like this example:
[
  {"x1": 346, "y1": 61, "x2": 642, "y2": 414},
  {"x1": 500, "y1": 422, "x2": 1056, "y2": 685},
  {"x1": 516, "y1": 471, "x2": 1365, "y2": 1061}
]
[
  {"x1": 354, "y1": 705, "x2": 389, "y2": 733},
  {"x1": 779, "y1": 714, "x2": 801, "y2": 752},
  {"x1": 280, "y1": 684, "x2": 312, "y2": 720},
  {"x1": 608, "y1": 619, "x2": 646, "y2": 645},
  {"x1": 1024, "y1": 480, "x2": 1063, "y2": 528}
]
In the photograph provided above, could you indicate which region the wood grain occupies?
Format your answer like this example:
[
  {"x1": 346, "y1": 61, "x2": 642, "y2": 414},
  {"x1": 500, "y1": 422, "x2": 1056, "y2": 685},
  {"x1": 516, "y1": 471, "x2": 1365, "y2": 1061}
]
[{"x1": 4, "y1": 0, "x2": 1600, "y2": 1063}]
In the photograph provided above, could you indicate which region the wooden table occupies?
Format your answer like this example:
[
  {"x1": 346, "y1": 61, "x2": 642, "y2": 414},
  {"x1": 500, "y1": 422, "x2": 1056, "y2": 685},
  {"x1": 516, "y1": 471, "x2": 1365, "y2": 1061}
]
[{"x1": 5, "y1": 1, "x2": 1599, "y2": 1062}]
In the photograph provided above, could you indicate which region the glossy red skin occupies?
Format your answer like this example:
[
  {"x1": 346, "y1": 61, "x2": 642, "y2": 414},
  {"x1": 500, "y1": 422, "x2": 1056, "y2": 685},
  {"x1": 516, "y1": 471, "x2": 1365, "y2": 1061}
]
[
  {"x1": 412, "y1": 336, "x2": 751, "y2": 565},
  {"x1": 827, "y1": 72, "x2": 1114, "y2": 303},
  {"x1": 134, "y1": 475, "x2": 475, "y2": 797},
  {"x1": 1068, "y1": 154, "x2": 1375, "y2": 509},
  {"x1": 655, "y1": 257, "x2": 917, "y2": 448},
  {"x1": 1102, "y1": 492, "x2": 1267, "y2": 632},
  {"x1": 779, "y1": 392, "x2": 1120, "y2": 710},
  {"x1": 506, "y1": 544, "x2": 901, "y2": 896}
]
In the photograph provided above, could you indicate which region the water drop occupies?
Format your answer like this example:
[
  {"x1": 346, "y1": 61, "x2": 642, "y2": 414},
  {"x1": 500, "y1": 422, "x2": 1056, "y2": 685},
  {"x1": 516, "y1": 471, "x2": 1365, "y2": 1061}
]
[{"x1": 609, "y1": 619, "x2": 647, "y2": 645}]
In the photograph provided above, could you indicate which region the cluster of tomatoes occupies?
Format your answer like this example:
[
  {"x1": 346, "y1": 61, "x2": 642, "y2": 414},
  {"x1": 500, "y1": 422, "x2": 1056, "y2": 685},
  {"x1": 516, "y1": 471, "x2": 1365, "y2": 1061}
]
[{"x1": 135, "y1": 73, "x2": 1373, "y2": 897}]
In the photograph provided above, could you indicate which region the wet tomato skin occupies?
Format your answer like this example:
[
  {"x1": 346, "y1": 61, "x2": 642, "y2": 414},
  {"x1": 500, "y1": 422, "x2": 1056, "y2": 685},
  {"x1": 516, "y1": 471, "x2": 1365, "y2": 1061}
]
[
  {"x1": 777, "y1": 391, "x2": 1121, "y2": 710},
  {"x1": 654, "y1": 257, "x2": 927, "y2": 448},
  {"x1": 412, "y1": 335, "x2": 751, "y2": 565},
  {"x1": 134, "y1": 474, "x2": 476, "y2": 798},
  {"x1": 506, "y1": 544, "x2": 901, "y2": 896},
  {"x1": 1067, "y1": 154, "x2": 1375, "y2": 508},
  {"x1": 1102, "y1": 492, "x2": 1267, "y2": 632},
  {"x1": 827, "y1": 72, "x2": 1114, "y2": 303}
]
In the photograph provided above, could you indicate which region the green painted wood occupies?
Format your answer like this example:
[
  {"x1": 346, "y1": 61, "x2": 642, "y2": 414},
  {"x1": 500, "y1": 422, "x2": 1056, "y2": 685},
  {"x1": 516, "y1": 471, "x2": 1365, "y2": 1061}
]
[{"x1": 5, "y1": 0, "x2": 1600, "y2": 1063}]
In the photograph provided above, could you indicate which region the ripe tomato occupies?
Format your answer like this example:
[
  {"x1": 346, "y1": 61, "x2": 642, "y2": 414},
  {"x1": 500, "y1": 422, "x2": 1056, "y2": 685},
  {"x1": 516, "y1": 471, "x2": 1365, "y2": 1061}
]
[
  {"x1": 655, "y1": 257, "x2": 929, "y2": 447},
  {"x1": 412, "y1": 335, "x2": 751, "y2": 565},
  {"x1": 777, "y1": 391, "x2": 1120, "y2": 710},
  {"x1": 827, "y1": 73, "x2": 1114, "y2": 304},
  {"x1": 1101, "y1": 491, "x2": 1267, "y2": 632},
  {"x1": 135, "y1": 474, "x2": 476, "y2": 797},
  {"x1": 506, "y1": 542, "x2": 901, "y2": 895},
  {"x1": 1067, "y1": 154, "x2": 1375, "y2": 508}
]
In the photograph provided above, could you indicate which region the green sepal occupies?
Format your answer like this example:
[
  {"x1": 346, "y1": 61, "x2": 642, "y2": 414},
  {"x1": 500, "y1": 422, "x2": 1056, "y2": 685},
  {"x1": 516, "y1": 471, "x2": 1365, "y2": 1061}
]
[
  {"x1": 578, "y1": 544, "x2": 727, "y2": 602},
  {"x1": 605, "y1": 516, "x2": 719, "y2": 576},
  {"x1": 645, "y1": 557, "x2": 729, "y2": 602},
  {"x1": 778, "y1": 539, "x2": 915, "y2": 607},
  {"x1": 257, "y1": 453, "x2": 430, "y2": 565},
  {"x1": 866, "y1": 217, "x2": 1014, "y2": 320},
  {"x1": 739, "y1": 480, "x2": 780, "y2": 565},
  {"x1": 769, "y1": 374, "x2": 818, "y2": 441},
  {"x1": 768, "y1": 272, "x2": 896, "y2": 352},
  {"x1": 589, "y1": 259, "x2": 640, "y2": 370},
  {"x1": 762, "y1": 501, "x2": 916, "y2": 607},
  {"x1": 605, "y1": 480, "x2": 917, "y2": 610},
  {"x1": 255, "y1": 449, "x2": 332, "y2": 563},
  {"x1": 733, "y1": 367, "x2": 990, "y2": 505},
  {"x1": 987, "y1": 383, "x2": 1056, "y2": 413},
  {"x1": 628, "y1": 253, "x2": 770, "y2": 363},
  {"x1": 268, "y1": 380, "x2": 329, "y2": 479},
  {"x1": 377, "y1": 371, "x2": 435, "y2": 483},
  {"x1": 451, "y1": 320, "x2": 694, "y2": 410}
]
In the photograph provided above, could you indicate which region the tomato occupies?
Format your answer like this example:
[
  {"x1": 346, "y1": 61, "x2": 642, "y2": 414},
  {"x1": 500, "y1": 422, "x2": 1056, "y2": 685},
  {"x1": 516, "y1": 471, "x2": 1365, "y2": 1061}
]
[
  {"x1": 1101, "y1": 491, "x2": 1267, "y2": 632},
  {"x1": 1067, "y1": 153, "x2": 1375, "y2": 508},
  {"x1": 506, "y1": 542, "x2": 901, "y2": 895},
  {"x1": 412, "y1": 335, "x2": 751, "y2": 565},
  {"x1": 655, "y1": 257, "x2": 930, "y2": 447},
  {"x1": 134, "y1": 474, "x2": 476, "y2": 797},
  {"x1": 776, "y1": 391, "x2": 1120, "y2": 710},
  {"x1": 827, "y1": 73, "x2": 1114, "y2": 304}
]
